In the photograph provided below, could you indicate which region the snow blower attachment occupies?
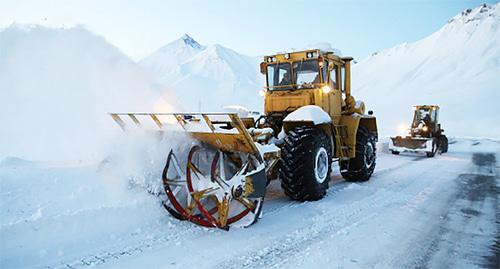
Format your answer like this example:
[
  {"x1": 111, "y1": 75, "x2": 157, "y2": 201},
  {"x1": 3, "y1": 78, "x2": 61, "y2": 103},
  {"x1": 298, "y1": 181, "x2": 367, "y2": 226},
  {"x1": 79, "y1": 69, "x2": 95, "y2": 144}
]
[
  {"x1": 110, "y1": 112, "x2": 276, "y2": 229},
  {"x1": 389, "y1": 105, "x2": 448, "y2": 157},
  {"x1": 111, "y1": 49, "x2": 379, "y2": 229}
]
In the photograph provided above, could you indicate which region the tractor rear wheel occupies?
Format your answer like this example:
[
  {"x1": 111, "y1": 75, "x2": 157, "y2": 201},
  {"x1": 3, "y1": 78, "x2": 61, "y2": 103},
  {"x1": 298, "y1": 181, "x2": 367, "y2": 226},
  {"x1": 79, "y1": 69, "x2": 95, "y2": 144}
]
[
  {"x1": 340, "y1": 126, "x2": 377, "y2": 182},
  {"x1": 440, "y1": 135, "x2": 448, "y2": 153},
  {"x1": 279, "y1": 126, "x2": 332, "y2": 201}
]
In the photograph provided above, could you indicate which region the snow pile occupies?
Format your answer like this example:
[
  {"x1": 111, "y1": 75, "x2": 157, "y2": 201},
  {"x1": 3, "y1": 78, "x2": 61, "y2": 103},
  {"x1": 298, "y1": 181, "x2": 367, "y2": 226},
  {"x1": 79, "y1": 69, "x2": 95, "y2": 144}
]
[
  {"x1": 305, "y1": 42, "x2": 342, "y2": 56},
  {"x1": 353, "y1": 3, "x2": 500, "y2": 138},
  {"x1": 140, "y1": 35, "x2": 263, "y2": 112},
  {"x1": 283, "y1": 105, "x2": 332, "y2": 124},
  {"x1": 0, "y1": 24, "x2": 174, "y2": 162}
]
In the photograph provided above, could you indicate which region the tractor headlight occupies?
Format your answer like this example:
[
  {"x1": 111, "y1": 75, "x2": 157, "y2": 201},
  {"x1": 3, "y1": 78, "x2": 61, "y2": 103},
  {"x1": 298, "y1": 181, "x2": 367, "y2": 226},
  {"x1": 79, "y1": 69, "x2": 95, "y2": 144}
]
[
  {"x1": 284, "y1": 53, "x2": 290, "y2": 59},
  {"x1": 397, "y1": 124, "x2": 408, "y2": 135},
  {"x1": 422, "y1": 126, "x2": 428, "y2": 132},
  {"x1": 322, "y1": 85, "x2": 332, "y2": 93},
  {"x1": 259, "y1": 89, "x2": 266, "y2": 97}
]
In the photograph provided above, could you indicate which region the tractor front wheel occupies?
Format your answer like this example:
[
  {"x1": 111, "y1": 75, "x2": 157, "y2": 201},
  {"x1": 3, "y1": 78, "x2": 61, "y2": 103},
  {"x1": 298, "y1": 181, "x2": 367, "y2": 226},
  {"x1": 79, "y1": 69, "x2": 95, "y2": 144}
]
[{"x1": 279, "y1": 126, "x2": 332, "y2": 201}]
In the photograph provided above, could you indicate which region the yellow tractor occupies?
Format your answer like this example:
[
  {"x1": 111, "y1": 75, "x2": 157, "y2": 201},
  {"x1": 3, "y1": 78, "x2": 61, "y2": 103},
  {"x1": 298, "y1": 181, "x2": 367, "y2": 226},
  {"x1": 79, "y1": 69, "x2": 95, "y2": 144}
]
[
  {"x1": 389, "y1": 105, "x2": 448, "y2": 157},
  {"x1": 111, "y1": 49, "x2": 378, "y2": 229}
]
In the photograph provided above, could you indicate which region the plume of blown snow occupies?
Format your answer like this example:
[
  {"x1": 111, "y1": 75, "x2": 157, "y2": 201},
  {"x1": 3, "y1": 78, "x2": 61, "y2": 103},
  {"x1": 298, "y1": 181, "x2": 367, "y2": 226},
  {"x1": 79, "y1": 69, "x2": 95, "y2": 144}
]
[{"x1": 0, "y1": 24, "x2": 174, "y2": 162}]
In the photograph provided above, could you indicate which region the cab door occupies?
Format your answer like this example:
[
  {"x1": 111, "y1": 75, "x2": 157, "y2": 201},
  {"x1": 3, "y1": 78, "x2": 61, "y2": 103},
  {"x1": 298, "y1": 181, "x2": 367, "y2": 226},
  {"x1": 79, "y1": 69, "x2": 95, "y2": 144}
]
[{"x1": 329, "y1": 64, "x2": 342, "y2": 124}]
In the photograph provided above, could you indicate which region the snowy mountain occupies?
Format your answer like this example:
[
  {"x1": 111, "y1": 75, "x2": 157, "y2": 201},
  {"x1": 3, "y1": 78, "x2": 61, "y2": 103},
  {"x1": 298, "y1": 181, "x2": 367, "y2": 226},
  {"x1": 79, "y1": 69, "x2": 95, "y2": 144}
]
[
  {"x1": 0, "y1": 24, "x2": 172, "y2": 161},
  {"x1": 353, "y1": 3, "x2": 500, "y2": 138},
  {"x1": 140, "y1": 35, "x2": 262, "y2": 111},
  {"x1": 140, "y1": 34, "x2": 205, "y2": 84}
]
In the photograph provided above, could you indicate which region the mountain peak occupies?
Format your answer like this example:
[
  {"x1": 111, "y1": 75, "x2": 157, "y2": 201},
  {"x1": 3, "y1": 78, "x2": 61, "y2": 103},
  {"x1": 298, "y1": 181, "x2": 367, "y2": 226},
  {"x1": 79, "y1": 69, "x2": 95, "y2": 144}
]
[
  {"x1": 448, "y1": 3, "x2": 498, "y2": 25},
  {"x1": 179, "y1": 34, "x2": 202, "y2": 49}
]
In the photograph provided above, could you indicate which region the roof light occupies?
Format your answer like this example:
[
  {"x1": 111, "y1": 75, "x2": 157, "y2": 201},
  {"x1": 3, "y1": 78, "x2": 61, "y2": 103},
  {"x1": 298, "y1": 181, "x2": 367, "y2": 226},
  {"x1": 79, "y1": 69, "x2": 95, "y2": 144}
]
[
  {"x1": 322, "y1": 85, "x2": 332, "y2": 94},
  {"x1": 284, "y1": 53, "x2": 290, "y2": 59}
]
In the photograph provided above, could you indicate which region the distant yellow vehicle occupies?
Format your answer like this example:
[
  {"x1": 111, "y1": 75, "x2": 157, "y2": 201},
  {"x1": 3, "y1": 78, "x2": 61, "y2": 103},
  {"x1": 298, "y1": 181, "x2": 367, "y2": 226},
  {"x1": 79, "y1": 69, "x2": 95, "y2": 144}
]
[
  {"x1": 111, "y1": 49, "x2": 378, "y2": 229},
  {"x1": 390, "y1": 105, "x2": 448, "y2": 157}
]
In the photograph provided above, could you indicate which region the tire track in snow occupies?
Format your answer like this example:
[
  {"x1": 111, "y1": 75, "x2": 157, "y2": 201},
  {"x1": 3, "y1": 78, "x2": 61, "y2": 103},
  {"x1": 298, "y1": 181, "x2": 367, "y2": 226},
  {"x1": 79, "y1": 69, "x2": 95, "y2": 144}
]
[
  {"x1": 49, "y1": 155, "x2": 430, "y2": 269},
  {"x1": 397, "y1": 152, "x2": 499, "y2": 268},
  {"x1": 215, "y1": 188, "x2": 406, "y2": 269},
  {"x1": 48, "y1": 215, "x2": 210, "y2": 269},
  {"x1": 215, "y1": 159, "x2": 444, "y2": 269},
  {"x1": 260, "y1": 155, "x2": 423, "y2": 219}
]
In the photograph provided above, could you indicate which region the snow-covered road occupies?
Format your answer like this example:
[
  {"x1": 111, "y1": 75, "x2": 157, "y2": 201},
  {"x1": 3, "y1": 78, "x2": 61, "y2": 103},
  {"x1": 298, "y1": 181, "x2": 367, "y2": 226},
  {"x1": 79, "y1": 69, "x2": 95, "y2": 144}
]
[{"x1": 1, "y1": 138, "x2": 498, "y2": 268}]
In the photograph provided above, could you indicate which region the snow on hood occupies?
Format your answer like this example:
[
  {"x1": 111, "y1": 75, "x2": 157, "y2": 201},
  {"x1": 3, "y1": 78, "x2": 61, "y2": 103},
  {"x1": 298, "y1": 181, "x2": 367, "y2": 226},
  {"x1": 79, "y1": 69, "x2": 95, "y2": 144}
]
[{"x1": 283, "y1": 105, "x2": 331, "y2": 124}]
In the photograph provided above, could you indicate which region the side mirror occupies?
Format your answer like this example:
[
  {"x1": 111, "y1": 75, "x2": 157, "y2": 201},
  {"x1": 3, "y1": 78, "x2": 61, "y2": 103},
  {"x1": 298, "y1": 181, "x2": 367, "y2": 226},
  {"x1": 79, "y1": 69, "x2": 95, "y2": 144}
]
[
  {"x1": 368, "y1": 110, "x2": 373, "y2": 115},
  {"x1": 260, "y1": 62, "x2": 266, "y2": 74}
]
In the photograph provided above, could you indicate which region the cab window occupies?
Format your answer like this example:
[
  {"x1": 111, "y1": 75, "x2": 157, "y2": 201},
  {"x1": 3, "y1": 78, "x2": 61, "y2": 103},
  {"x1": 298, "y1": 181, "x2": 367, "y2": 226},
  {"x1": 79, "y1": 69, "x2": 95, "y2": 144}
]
[
  {"x1": 293, "y1": 60, "x2": 320, "y2": 89},
  {"x1": 330, "y1": 66, "x2": 338, "y2": 89},
  {"x1": 267, "y1": 63, "x2": 292, "y2": 90}
]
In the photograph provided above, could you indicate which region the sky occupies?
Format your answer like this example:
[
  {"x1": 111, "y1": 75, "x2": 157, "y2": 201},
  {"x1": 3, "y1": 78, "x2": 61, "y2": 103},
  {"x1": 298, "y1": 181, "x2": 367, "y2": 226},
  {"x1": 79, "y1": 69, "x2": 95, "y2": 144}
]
[{"x1": 1, "y1": 0, "x2": 497, "y2": 61}]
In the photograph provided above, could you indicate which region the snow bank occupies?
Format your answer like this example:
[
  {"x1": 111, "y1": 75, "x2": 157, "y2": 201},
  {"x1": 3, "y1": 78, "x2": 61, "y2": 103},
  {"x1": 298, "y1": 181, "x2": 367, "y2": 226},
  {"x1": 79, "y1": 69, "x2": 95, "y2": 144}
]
[{"x1": 0, "y1": 24, "x2": 174, "y2": 162}]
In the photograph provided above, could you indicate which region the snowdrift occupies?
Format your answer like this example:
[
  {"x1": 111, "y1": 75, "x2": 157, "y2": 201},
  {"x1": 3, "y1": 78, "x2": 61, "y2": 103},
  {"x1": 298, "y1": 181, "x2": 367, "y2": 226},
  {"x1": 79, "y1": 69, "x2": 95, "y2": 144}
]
[{"x1": 0, "y1": 24, "x2": 174, "y2": 162}]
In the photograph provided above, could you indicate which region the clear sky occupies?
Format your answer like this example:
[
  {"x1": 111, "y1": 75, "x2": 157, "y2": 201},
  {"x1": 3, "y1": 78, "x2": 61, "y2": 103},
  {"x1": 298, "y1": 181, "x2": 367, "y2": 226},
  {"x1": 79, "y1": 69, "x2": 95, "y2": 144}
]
[{"x1": 1, "y1": 0, "x2": 497, "y2": 60}]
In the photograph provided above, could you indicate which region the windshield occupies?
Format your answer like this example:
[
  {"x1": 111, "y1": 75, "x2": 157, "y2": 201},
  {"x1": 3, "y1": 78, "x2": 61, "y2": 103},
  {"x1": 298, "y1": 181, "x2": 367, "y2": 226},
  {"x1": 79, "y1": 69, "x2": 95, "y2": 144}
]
[
  {"x1": 412, "y1": 108, "x2": 432, "y2": 128},
  {"x1": 293, "y1": 60, "x2": 320, "y2": 89},
  {"x1": 267, "y1": 63, "x2": 292, "y2": 90},
  {"x1": 266, "y1": 60, "x2": 320, "y2": 91}
]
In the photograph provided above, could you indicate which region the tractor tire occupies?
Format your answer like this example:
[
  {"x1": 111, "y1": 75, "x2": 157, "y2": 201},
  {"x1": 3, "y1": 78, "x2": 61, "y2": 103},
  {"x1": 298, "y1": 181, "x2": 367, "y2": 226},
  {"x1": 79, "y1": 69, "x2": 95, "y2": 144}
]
[
  {"x1": 440, "y1": 135, "x2": 448, "y2": 153},
  {"x1": 279, "y1": 126, "x2": 332, "y2": 201},
  {"x1": 340, "y1": 126, "x2": 376, "y2": 182},
  {"x1": 426, "y1": 138, "x2": 438, "y2": 157}
]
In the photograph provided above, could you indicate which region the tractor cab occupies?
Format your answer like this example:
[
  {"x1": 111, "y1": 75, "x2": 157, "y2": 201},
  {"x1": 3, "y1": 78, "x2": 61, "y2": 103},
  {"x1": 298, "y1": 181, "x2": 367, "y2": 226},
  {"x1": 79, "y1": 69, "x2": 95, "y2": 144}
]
[
  {"x1": 259, "y1": 50, "x2": 355, "y2": 130},
  {"x1": 411, "y1": 105, "x2": 440, "y2": 138}
]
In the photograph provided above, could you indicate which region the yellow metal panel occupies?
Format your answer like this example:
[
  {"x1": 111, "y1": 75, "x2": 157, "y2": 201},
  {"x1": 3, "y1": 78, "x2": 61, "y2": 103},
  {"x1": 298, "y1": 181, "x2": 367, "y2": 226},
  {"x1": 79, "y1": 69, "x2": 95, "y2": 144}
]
[
  {"x1": 265, "y1": 91, "x2": 313, "y2": 114},
  {"x1": 188, "y1": 132, "x2": 256, "y2": 154},
  {"x1": 360, "y1": 117, "x2": 378, "y2": 136},
  {"x1": 339, "y1": 115, "x2": 361, "y2": 158}
]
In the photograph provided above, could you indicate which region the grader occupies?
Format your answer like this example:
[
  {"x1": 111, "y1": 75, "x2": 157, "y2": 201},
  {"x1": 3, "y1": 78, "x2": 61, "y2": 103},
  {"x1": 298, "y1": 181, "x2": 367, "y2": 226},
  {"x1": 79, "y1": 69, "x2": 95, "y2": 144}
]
[
  {"x1": 111, "y1": 49, "x2": 378, "y2": 229},
  {"x1": 389, "y1": 105, "x2": 448, "y2": 157}
]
